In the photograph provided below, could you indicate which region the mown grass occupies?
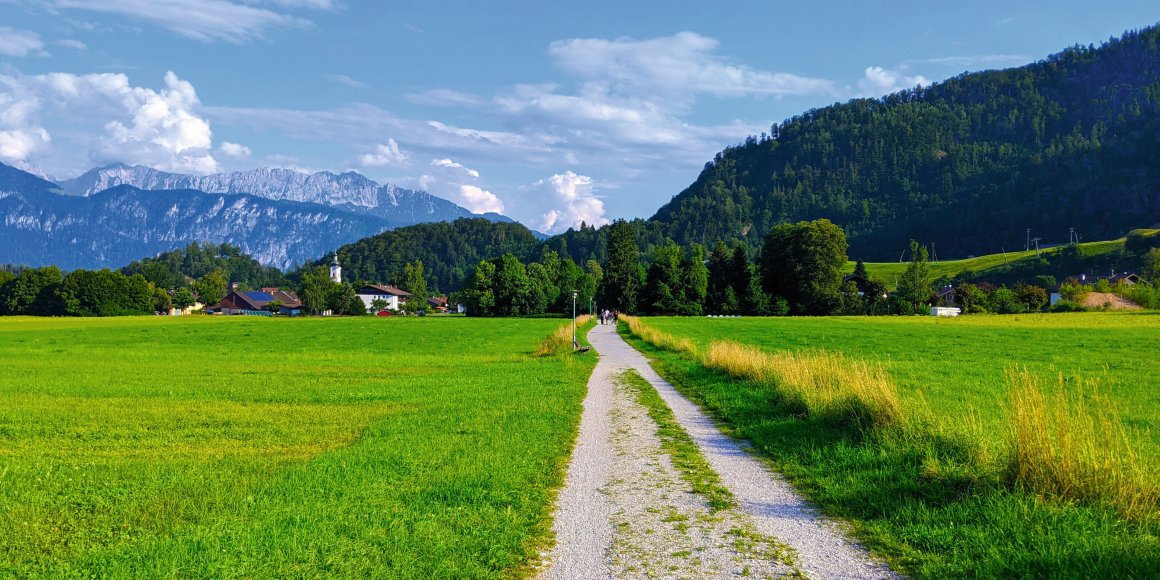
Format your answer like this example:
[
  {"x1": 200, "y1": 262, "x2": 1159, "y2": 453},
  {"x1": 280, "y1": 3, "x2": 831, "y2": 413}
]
[
  {"x1": 0, "y1": 316, "x2": 596, "y2": 577},
  {"x1": 623, "y1": 314, "x2": 1160, "y2": 577}
]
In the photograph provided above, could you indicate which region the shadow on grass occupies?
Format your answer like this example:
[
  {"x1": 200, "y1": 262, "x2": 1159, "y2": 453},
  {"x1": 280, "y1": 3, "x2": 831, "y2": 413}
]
[{"x1": 618, "y1": 326, "x2": 1160, "y2": 578}]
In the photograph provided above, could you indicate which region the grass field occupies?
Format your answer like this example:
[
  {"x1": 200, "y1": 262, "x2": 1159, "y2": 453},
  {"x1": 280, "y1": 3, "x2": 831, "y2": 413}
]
[
  {"x1": 0, "y1": 316, "x2": 595, "y2": 577},
  {"x1": 844, "y1": 230, "x2": 1154, "y2": 288},
  {"x1": 624, "y1": 313, "x2": 1160, "y2": 577},
  {"x1": 644, "y1": 313, "x2": 1160, "y2": 449}
]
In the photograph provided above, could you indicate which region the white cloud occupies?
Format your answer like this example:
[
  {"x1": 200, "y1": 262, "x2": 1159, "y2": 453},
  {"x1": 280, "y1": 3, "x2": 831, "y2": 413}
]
[
  {"x1": 0, "y1": 128, "x2": 51, "y2": 164},
  {"x1": 50, "y1": 0, "x2": 312, "y2": 43},
  {"x1": 903, "y1": 54, "x2": 1030, "y2": 68},
  {"x1": 416, "y1": 158, "x2": 504, "y2": 214},
  {"x1": 327, "y1": 74, "x2": 367, "y2": 88},
  {"x1": 218, "y1": 141, "x2": 251, "y2": 159},
  {"x1": 359, "y1": 138, "x2": 410, "y2": 167},
  {"x1": 261, "y1": 0, "x2": 336, "y2": 8},
  {"x1": 406, "y1": 88, "x2": 485, "y2": 107},
  {"x1": 528, "y1": 171, "x2": 606, "y2": 234},
  {"x1": 549, "y1": 32, "x2": 835, "y2": 102},
  {"x1": 858, "y1": 66, "x2": 931, "y2": 97},
  {"x1": 0, "y1": 27, "x2": 46, "y2": 57},
  {"x1": 431, "y1": 158, "x2": 478, "y2": 177},
  {"x1": 0, "y1": 69, "x2": 220, "y2": 173},
  {"x1": 54, "y1": 39, "x2": 89, "y2": 51}
]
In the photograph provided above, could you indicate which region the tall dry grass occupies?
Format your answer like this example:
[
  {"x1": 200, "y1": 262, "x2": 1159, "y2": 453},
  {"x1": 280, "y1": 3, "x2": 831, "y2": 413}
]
[
  {"x1": 619, "y1": 315, "x2": 697, "y2": 355},
  {"x1": 703, "y1": 340, "x2": 905, "y2": 430},
  {"x1": 1007, "y1": 368, "x2": 1159, "y2": 522},
  {"x1": 533, "y1": 315, "x2": 594, "y2": 356}
]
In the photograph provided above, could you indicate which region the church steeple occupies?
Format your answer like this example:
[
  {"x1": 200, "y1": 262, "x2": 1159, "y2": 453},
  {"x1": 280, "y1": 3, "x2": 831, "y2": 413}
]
[{"x1": 329, "y1": 253, "x2": 342, "y2": 284}]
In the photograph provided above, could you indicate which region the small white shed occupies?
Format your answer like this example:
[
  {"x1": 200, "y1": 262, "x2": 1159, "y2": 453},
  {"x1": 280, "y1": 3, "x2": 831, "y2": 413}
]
[{"x1": 930, "y1": 306, "x2": 961, "y2": 317}]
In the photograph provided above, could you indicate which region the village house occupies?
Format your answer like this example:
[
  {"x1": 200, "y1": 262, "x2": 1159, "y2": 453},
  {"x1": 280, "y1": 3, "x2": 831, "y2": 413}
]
[
  {"x1": 217, "y1": 288, "x2": 303, "y2": 316},
  {"x1": 1049, "y1": 272, "x2": 1142, "y2": 305},
  {"x1": 426, "y1": 296, "x2": 450, "y2": 313},
  {"x1": 356, "y1": 284, "x2": 411, "y2": 312}
]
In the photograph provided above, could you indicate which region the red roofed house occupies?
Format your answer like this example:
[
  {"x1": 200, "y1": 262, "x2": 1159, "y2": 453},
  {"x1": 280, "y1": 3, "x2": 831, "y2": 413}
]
[{"x1": 219, "y1": 288, "x2": 303, "y2": 316}]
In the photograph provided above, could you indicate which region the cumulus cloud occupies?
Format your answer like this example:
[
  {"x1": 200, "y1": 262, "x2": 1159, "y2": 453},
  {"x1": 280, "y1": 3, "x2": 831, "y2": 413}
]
[
  {"x1": 417, "y1": 158, "x2": 504, "y2": 214},
  {"x1": 218, "y1": 141, "x2": 251, "y2": 159},
  {"x1": 528, "y1": 171, "x2": 606, "y2": 234},
  {"x1": 858, "y1": 66, "x2": 931, "y2": 97},
  {"x1": 431, "y1": 158, "x2": 478, "y2": 177},
  {"x1": 359, "y1": 138, "x2": 410, "y2": 167},
  {"x1": 49, "y1": 0, "x2": 313, "y2": 43},
  {"x1": 0, "y1": 69, "x2": 220, "y2": 173},
  {"x1": 0, "y1": 27, "x2": 46, "y2": 57}
]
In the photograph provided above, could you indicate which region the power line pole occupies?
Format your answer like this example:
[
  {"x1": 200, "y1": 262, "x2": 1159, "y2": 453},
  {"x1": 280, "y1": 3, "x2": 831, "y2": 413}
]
[{"x1": 1026, "y1": 228, "x2": 1031, "y2": 252}]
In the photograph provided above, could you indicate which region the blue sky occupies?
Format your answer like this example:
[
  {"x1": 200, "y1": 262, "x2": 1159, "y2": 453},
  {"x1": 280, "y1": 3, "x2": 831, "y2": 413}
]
[{"x1": 1, "y1": 1, "x2": 1158, "y2": 233}]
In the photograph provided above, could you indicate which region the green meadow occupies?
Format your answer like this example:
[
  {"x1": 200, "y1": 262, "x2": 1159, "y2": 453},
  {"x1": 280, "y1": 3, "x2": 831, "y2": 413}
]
[
  {"x1": 0, "y1": 316, "x2": 594, "y2": 577},
  {"x1": 645, "y1": 312, "x2": 1160, "y2": 449},
  {"x1": 627, "y1": 313, "x2": 1160, "y2": 577}
]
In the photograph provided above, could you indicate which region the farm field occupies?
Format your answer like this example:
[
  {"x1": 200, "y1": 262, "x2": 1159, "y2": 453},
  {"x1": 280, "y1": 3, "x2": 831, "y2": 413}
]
[
  {"x1": 625, "y1": 313, "x2": 1160, "y2": 577},
  {"x1": 644, "y1": 312, "x2": 1160, "y2": 449},
  {"x1": 0, "y1": 316, "x2": 594, "y2": 577}
]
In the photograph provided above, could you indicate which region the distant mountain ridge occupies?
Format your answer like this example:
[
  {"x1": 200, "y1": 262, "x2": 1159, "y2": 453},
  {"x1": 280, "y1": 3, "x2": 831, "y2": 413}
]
[
  {"x1": 0, "y1": 162, "x2": 519, "y2": 270},
  {"x1": 0, "y1": 162, "x2": 516, "y2": 270},
  {"x1": 58, "y1": 163, "x2": 512, "y2": 225}
]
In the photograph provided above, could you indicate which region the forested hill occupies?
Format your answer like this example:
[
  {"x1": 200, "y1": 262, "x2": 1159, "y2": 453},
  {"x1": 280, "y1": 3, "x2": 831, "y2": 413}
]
[
  {"x1": 650, "y1": 25, "x2": 1160, "y2": 260},
  {"x1": 332, "y1": 218, "x2": 542, "y2": 293}
]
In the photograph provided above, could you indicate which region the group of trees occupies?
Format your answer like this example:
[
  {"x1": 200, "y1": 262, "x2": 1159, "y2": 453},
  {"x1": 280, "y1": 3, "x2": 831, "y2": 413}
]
[
  {"x1": 297, "y1": 265, "x2": 364, "y2": 315},
  {"x1": 0, "y1": 266, "x2": 171, "y2": 317},
  {"x1": 592, "y1": 218, "x2": 847, "y2": 317},
  {"x1": 123, "y1": 242, "x2": 288, "y2": 292},
  {"x1": 461, "y1": 250, "x2": 601, "y2": 317}
]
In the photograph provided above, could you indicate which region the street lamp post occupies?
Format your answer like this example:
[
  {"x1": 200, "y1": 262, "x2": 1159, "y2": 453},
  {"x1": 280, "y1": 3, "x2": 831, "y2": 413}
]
[{"x1": 572, "y1": 290, "x2": 579, "y2": 350}]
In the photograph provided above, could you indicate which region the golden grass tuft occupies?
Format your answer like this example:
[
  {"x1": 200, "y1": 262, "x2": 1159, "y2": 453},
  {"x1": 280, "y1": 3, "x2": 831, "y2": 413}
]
[
  {"x1": 620, "y1": 315, "x2": 697, "y2": 355},
  {"x1": 703, "y1": 340, "x2": 905, "y2": 430},
  {"x1": 533, "y1": 315, "x2": 594, "y2": 356},
  {"x1": 1007, "y1": 368, "x2": 1159, "y2": 522}
]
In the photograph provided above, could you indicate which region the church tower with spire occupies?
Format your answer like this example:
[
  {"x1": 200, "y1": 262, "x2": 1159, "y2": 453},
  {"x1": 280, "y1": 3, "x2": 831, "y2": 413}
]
[{"x1": 329, "y1": 253, "x2": 342, "y2": 284}]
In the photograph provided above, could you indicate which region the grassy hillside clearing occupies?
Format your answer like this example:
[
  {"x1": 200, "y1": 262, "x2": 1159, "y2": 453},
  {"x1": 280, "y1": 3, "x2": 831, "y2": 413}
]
[
  {"x1": 845, "y1": 230, "x2": 1156, "y2": 288},
  {"x1": 622, "y1": 313, "x2": 1159, "y2": 577},
  {"x1": 0, "y1": 316, "x2": 595, "y2": 577}
]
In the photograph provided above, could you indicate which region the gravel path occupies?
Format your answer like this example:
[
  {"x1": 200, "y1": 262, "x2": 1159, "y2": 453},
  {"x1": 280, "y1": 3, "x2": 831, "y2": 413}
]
[{"x1": 540, "y1": 323, "x2": 895, "y2": 579}]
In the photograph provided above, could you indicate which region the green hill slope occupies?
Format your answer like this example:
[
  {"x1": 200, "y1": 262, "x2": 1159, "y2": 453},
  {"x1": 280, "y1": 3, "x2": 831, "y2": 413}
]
[
  {"x1": 850, "y1": 229, "x2": 1157, "y2": 288},
  {"x1": 650, "y1": 25, "x2": 1160, "y2": 260}
]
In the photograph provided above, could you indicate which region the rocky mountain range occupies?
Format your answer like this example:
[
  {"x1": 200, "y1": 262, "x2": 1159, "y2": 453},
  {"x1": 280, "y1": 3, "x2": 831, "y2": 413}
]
[
  {"x1": 58, "y1": 163, "x2": 511, "y2": 224},
  {"x1": 0, "y1": 162, "x2": 511, "y2": 270}
]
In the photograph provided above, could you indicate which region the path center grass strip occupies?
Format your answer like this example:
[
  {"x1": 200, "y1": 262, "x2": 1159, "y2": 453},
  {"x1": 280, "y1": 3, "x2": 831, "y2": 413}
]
[
  {"x1": 619, "y1": 314, "x2": 1160, "y2": 577},
  {"x1": 0, "y1": 316, "x2": 595, "y2": 578},
  {"x1": 618, "y1": 369, "x2": 734, "y2": 512}
]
